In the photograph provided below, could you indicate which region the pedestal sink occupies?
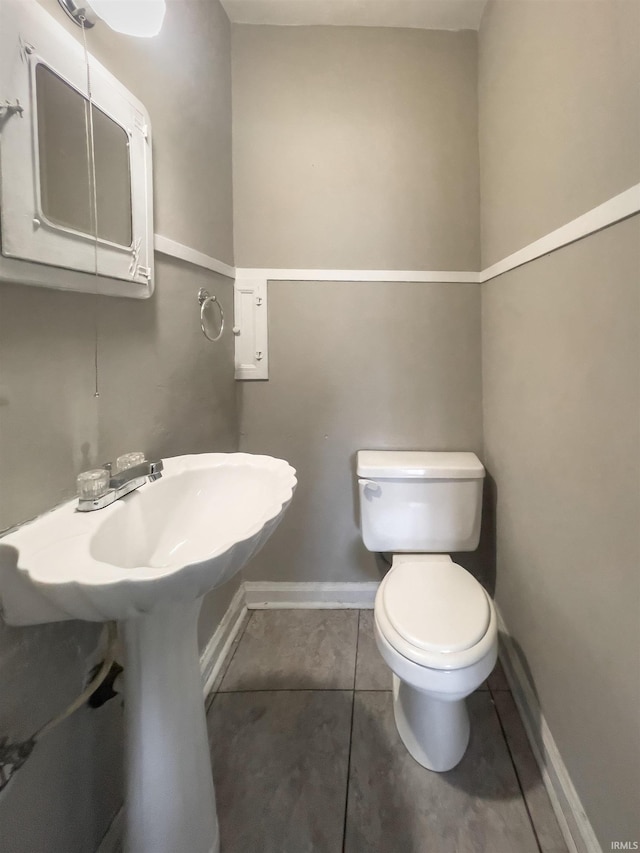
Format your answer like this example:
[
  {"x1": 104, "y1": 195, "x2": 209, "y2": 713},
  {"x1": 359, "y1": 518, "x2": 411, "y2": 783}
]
[{"x1": 0, "y1": 453, "x2": 297, "y2": 853}]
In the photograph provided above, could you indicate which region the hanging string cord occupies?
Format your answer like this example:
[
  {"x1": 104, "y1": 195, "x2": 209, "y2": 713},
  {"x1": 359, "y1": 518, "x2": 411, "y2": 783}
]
[
  {"x1": 36, "y1": 622, "x2": 118, "y2": 740},
  {"x1": 0, "y1": 623, "x2": 118, "y2": 792},
  {"x1": 80, "y1": 16, "x2": 100, "y2": 399}
]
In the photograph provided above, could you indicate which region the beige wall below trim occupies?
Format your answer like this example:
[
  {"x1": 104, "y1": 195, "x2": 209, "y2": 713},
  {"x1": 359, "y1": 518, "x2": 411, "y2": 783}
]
[
  {"x1": 479, "y1": 3, "x2": 640, "y2": 846},
  {"x1": 232, "y1": 25, "x2": 480, "y2": 271},
  {"x1": 482, "y1": 216, "x2": 640, "y2": 848},
  {"x1": 0, "y1": 616, "x2": 123, "y2": 852},
  {"x1": 239, "y1": 280, "x2": 484, "y2": 585},
  {"x1": 0, "y1": 258, "x2": 239, "y2": 853},
  {"x1": 479, "y1": 0, "x2": 640, "y2": 267},
  {"x1": 0, "y1": 2, "x2": 237, "y2": 850},
  {"x1": 0, "y1": 261, "x2": 237, "y2": 532}
]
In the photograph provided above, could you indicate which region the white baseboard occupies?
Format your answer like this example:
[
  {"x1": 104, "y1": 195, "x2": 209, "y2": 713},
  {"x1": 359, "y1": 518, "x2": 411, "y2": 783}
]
[
  {"x1": 200, "y1": 584, "x2": 248, "y2": 697},
  {"x1": 495, "y1": 607, "x2": 602, "y2": 853},
  {"x1": 96, "y1": 807, "x2": 124, "y2": 853},
  {"x1": 97, "y1": 585, "x2": 604, "y2": 853},
  {"x1": 97, "y1": 580, "x2": 375, "y2": 851},
  {"x1": 243, "y1": 581, "x2": 379, "y2": 609}
]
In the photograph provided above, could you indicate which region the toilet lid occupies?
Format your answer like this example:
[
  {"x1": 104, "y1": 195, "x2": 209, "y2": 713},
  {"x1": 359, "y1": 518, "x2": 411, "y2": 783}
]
[{"x1": 381, "y1": 562, "x2": 490, "y2": 654}]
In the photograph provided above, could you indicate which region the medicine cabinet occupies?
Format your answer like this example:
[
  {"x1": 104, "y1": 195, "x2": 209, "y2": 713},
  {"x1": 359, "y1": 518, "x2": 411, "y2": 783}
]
[{"x1": 0, "y1": 0, "x2": 154, "y2": 297}]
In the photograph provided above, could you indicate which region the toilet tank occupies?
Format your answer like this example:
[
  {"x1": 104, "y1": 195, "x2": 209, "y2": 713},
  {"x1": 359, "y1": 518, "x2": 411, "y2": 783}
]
[{"x1": 357, "y1": 451, "x2": 485, "y2": 553}]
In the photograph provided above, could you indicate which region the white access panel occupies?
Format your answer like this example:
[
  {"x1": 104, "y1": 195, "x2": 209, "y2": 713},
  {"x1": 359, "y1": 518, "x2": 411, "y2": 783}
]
[{"x1": 234, "y1": 277, "x2": 268, "y2": 380}]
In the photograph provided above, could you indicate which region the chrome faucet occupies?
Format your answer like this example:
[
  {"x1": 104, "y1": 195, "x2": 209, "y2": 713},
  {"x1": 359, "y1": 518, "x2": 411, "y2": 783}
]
[{"x1": 77, "y1": 454, "x2": 163, "y2": 512}]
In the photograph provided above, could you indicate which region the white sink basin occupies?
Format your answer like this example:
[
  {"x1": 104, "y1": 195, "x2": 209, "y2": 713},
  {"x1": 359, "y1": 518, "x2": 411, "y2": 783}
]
[
  {"x1": 0, "y1": 452, "x2": 296, "y2": 623},
  {"x1": 0, "y1": 452, "x2": 296, "y2": 853}
]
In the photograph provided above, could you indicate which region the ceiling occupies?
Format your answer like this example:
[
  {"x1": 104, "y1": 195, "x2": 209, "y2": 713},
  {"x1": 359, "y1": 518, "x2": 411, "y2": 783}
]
[{"x1": 220, "y1": 0, "x2": 489, "y2": 31}]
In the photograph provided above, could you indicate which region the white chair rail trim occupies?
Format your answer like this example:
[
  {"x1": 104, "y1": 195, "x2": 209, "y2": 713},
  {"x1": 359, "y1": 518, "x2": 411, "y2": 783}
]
[
  {"x1": 478, "y1": 183, "x2": 640, "y2": 283},
  {"x1": 154, "y1": 234, "x2": 235, "y2": 279},
  {"x1": 153, "y1": 183, "x2": 639, "y2": 285}
]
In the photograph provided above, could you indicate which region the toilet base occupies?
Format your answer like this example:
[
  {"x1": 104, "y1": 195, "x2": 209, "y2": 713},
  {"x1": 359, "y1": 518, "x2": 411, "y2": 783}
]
[{"x1": 392, "y1": 674, "x2": 470, "y2": 772}]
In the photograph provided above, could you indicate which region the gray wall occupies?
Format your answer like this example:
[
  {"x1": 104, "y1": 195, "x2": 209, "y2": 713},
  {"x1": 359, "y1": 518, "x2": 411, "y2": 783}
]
[
  {"x1": 239, "y1": 281, "x2": 483, "y2": 584},
  {"x1": 479, "y1": 1, "x2": 640, "y2": 847},
  {"x1": 0, "y1": 1, "x2": 238, "y2": 850},
  {"x1": 479, "y1": 0, "x2": 640, "y2": 266},
  {"x1": 232, "y1": 25, "x2": 480, "y2": 270},
  {"x1": 233, "y1": 25, "x2": 484, "y2": 587}
]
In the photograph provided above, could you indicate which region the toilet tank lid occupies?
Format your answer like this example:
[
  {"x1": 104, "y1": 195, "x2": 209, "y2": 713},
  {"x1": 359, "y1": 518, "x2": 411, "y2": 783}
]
[{"x1": 357, "y1": 450, "x2": 485, "y2": 480}]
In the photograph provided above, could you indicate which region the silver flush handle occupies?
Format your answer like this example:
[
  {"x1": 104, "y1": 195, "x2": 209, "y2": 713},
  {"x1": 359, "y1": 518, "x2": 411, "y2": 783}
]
[{"x1": 359, "y1": 479, "x2": 382, "y2": 497}]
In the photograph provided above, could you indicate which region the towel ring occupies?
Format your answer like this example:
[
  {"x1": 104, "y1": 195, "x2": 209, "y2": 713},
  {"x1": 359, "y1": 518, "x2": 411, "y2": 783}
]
[{"x1": 198, "y1": 288, "x2": 224, "y2": 342}]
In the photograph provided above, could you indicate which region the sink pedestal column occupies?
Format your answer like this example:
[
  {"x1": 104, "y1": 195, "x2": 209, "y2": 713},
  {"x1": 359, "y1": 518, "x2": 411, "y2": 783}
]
[{"x1": 122, "y1": 598, "x2": 219, "y2": 853}]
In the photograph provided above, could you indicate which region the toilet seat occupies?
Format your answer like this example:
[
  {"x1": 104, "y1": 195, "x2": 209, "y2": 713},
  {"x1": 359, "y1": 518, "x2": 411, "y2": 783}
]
[
  {"x1": 376, "y1": 561, "x2": 495, "y2": 671},
  {"x1": 383, "y1": 560, "x2": 490, "y2": 653}
]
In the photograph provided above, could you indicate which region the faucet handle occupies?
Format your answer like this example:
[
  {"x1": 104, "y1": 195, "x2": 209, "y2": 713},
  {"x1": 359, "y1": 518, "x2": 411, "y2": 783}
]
[
  {"x1": 77, "y1": 468, "x2": 110, "y2": 500},
  {"x1": 115, "y1": 452, "x2": 146, "y2": 472},
  {"x1": 148, "y1": 459, "x2": 164, "y2": 482}
]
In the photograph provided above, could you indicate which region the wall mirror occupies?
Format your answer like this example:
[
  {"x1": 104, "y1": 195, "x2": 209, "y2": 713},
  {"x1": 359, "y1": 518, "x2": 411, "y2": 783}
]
[
  {"x1": 36, "y1": 63, "x2": 133, "y2": 247},
  {"x1": 0, "y1": 0, "x2": 154, "y2": 298}
]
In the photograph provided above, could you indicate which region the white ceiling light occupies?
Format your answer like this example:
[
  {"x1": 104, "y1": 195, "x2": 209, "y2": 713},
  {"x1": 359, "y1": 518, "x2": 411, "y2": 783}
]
[{"x1": 58, "y1": 0, "x2": 167, "y2": 38}]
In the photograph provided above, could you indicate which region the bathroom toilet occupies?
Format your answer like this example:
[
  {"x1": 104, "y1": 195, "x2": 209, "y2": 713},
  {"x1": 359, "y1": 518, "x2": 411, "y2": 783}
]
[{"x1": 357, "y1": 450, "x2": 498, "y2": 772}]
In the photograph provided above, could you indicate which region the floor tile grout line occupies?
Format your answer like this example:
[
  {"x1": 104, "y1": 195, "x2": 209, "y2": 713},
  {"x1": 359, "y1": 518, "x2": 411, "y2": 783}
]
[
  {"x1": 354, "y1": 688, "x2": 392, "y2": 693},
  {"x1": 352, "y1": 608, "x2": 360, "y2": 691},
  {"x1": 214, "y1": 684, "x2": 360, "y2": 696},
  {"x1": 217, "y1": 687, "x2": 360, "y2": 694},
  {"x1": 341, "y1": 609, "x2": 360, "y2": 853},
  {"x1": 341, "y1": 691, "x2": 356, "y2": 853},
  {"x1": 489, "y1": 684, "x2": 544, "y2": 853},
  {"x1": 207, "y1": 609, "x2": 254, "y2": 711}
]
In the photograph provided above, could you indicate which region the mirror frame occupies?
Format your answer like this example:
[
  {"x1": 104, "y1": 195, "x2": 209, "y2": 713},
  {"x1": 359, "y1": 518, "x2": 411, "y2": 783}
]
[{"x1": 0, "y1": 0, "x2": 154, "y2": 298}]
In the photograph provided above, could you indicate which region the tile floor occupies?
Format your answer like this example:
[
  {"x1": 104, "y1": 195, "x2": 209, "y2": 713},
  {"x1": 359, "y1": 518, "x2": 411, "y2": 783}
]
[{"x1": 206, "y1": 609, "x2": 569, "y2": 853}]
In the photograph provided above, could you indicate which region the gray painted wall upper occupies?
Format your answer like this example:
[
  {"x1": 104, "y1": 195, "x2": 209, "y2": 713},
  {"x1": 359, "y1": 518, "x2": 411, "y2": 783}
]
[
  {"x1": 0, "y1": 1, "x2": 237, "y2": 850},
  {"x1": 232, "y1": 25, "x2": 480, "y2": 270},
  {"x1": 479, "y1": 0, "x2": 640, "y2": 266},
  {"x1": 479, "y1": 1, "x2": 640, "y2": 847}
]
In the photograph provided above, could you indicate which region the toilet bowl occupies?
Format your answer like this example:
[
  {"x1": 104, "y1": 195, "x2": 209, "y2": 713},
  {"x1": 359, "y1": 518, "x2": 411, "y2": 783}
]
[
  {"x1": 375, "y1": 554, "x2": 497, "y2": 771},
  {"x1": 356, "y1": 450, "x2": 498, "y2": 772}
]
